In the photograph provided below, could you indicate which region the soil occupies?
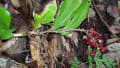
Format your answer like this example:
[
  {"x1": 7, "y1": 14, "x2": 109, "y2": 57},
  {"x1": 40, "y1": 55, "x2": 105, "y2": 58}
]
[{"x1": 0, "y1": 0, "x2": 120, "y2": 68}]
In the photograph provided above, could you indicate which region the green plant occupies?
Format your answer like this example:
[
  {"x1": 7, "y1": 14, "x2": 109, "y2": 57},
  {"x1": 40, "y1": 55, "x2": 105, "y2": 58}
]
[
  {"x1": 90, "y1": 52, "x2": 95, "y2": 57},
  {"x1": 88, "y1": 49, "x2": 117, "y2": 68},
  {"x1": 86, "y1": 28, "x2": 116, "y2": 68},
  {"x1": 71, "y1": 57, "x2": 80, "y2": 68},
  {"x1": 0, "y1": 0, "x2": 92, "y2": 39},
  {"x1": 33, "y1": 0, "x2": 92, "y2": 36},
  {"x1": 33, "y1": 4, "x2": 57, "y2": 30},
  {"x1": 0, "y1": 7, "x2": 15, "y2": 40},
  {"x1": 87, "y1": 27, "x2": 106, "y2": 53},
  {"x1": 52, "y1": 0, "x2": 92, "y2": 35}
]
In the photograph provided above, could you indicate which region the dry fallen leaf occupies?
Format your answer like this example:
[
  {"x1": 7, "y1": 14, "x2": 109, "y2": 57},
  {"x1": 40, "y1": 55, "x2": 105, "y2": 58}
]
[
  {"x1": 88, "y1": 8, "x2": 96, "y2": 18},
  {"x1": 48, "y1": 39, "x2": 55, "y2": 68},
  {"x1": 109, "y1": 25, "x2": 120, "y2": 34},
  {"x1": 71, "y1": 32, "x2": 78, "y2": 47},
  {"x1": 107, "y1": 43, "x2": 120, "y2": 52},
  {"x1": 107, "y1": 5, "x2": 119, "y2": 18},
  {"x1": 54, "y1": 35, "x2": 64, "y2": 57},
  {"x1": 106, "y1": 38, "x2": 120, "y2": 44},
  {"x1": 0, "y1": 57, "x2": 27, "y2": 68},
  {"x1": 11, "y1": 0, "x2": 21, "y2": 8}
]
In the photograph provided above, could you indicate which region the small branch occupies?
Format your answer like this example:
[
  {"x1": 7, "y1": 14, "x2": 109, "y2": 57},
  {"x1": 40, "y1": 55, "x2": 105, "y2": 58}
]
[
  {"x1": 13, "y1": 29, "x2": 87, "y2": 37},
  {"x1": 92, "y1": 1, "x2": 110, "y2": 29}
]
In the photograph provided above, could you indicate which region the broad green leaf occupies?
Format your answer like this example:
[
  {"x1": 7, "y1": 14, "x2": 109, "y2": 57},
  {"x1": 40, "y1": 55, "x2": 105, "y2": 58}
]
[
  {"x1": 33, "y1": 4, "x2": 57, "y2": 30},
  {"x1": 0, "y1": 25, "x2": 15, "y2": 39},
  {"x1": 58, "y1": 0, "x2": 92, "y2": 36},
  {"x1": 52, "y1": 0, "x2": 82, "y2": 30},
  {"x1": 0, "y1": 7, "x2": 15, "y2": 40},
  {"x1": 65, "y1": 0, "x2": 92, "y2": 29},
  {"x1": 0, "y1": 7, "x2": 11, "y2": 28},
  {"x1": 41, "y1": 4, "x2": 57, "y2": 24}
]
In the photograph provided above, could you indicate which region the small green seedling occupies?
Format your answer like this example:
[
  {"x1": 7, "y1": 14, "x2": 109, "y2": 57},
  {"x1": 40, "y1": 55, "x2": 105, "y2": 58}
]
[{"x1": 71, "y1": 57, "x2": 80, "y2": 68}]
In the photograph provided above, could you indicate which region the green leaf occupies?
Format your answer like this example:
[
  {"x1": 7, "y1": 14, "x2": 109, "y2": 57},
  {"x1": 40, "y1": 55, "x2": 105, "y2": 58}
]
[
  {"x1": 33, "y1": 12, "x2": 41, "y2": 30},
  {"x1": 0, "y1": 25, "x2": 15, "y2": 39},
  {"x1": 89, "y1": 63, "x2": 93, "y2": 68},
  {"x1": 102, "y1": 54, "x2": 117, "y2": 68},
  {"x1": 88, "y1": 48, "x2": 93, "y2": 68},
  {"x1": 0, "y1": 7, "x2": 15, "y2": 40},
  {"x1": 93, "y1": 51, "x2": 116, "y2": 68},
  {"x1": 71, "y1": 56, "x2": 80, "y2": 68},
  {"x1": 94, "y1": 50, "x2": 101, "y2": 58},
  {"x1": 33, "y1": 4, "x2": 57, "y2": 30},
  {"x1": 0, "y1": 7, "x2": 11, "y2": 28},
  {"x1": 55, "y1": 0, "x2": 92, "y2": 36},
  {"x1": 74, "y1": 57, "x2": 78, "y2": 62},
  {"x1": 64, "y1": 0, "x2": 92, "y2": 29},
  {"x1": 71, "y1": 66, "x2": 74, "y2": 68},
  {"x1": 41, "y1": 4, "x2": 57, "y2": 24},
  {"x1": 88, "y1": 48, "x2": 92, "y2": 62},
  {"x1": 94, "y1": 50, "x2": 104, "y2": 68},
  {"x1": 71, "y1": 60, "x2": 75, "y2": 64},
  {"x1": 52, "y1": 0, "x2": 82, "y2": 30}
]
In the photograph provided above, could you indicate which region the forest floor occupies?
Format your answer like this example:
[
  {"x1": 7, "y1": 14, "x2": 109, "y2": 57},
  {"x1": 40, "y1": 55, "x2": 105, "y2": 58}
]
[{"x1": 0, "y1": 0, "x2": 120, "y2": 68}]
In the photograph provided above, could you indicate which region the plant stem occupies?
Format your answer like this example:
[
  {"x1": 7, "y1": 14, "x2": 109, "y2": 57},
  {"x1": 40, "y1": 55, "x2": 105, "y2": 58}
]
[{"x1": 13, "y1": 28, "x2": 88, "y2": 37}]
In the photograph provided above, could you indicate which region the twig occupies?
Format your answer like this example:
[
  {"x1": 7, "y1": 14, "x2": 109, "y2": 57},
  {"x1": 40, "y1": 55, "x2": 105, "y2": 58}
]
[
  {"x1": 92, "y1": 0, "x2": 118, "y2": 37},
  {"x1": 92, "y1": 1, "x2": 110, "y2": 29},
  {"x1": 13, "y1": 29, "x2": 87, "y2": 37}
]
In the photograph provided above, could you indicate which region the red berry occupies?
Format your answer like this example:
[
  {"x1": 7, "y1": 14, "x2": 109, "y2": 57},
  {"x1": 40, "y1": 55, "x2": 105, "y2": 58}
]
[
  {"x1": 99, "y1": 47, "x2": 103, "y2": 50},
  {"x1": 90, "y1": 52, "x2": 95, "y2": 57},
  {"x1": 93, "y1": 31, "x2": 97, "y2": 37},
  {"x1": 87, "y1": 40, "x2": 92, "y2": 45},
  {"x1": 88, "y1": 31, "x2": 92, "y2": 34},
  {"x1": 94, "y1": 35, "x2": 99, "y2": 40},
  {"x1": 98, "y1": 43, "x2": 103, "y2": 47},
  {"x1": 91, "y1": 42, "x2": 96, "y2": 47},
  {"x1": 98, "y1": 33, "x2": 103, "y2": 38},
  {"x1": 87, "y1": 35, "x2": 91, "y2": 39},
  {"x1": 100, "y1": 48, "x2": 106, "y2": 53},
  {"x1": 89, "y1": 27, "x2": 95, "y2": 31},
  {"x1": 88, "y1": 28, "x2": 95, "y2": 34}
]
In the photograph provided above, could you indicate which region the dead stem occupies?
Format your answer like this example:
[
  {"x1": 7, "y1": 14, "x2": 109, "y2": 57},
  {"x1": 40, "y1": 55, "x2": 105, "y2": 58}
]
[{"x1": 13, "y1": 29, "x2": 88, "y2": 37}]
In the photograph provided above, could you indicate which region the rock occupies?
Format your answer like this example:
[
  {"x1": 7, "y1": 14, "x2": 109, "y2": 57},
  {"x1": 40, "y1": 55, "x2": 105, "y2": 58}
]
[
  {"x1": 107, "y1": 43, "x2": 120, "y2": 60},
  {"x1": 107, "y1": 43, "x2": 120, "y2": 51},
  {"x1": 0, "y1": 57, "x2": 27, "y2": 68}
]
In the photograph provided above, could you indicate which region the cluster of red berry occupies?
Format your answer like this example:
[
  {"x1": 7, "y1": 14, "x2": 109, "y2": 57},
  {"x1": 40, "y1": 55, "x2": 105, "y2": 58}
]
[{"x1": 86, "y1": 28, "x2": 106, "y2": 57}]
